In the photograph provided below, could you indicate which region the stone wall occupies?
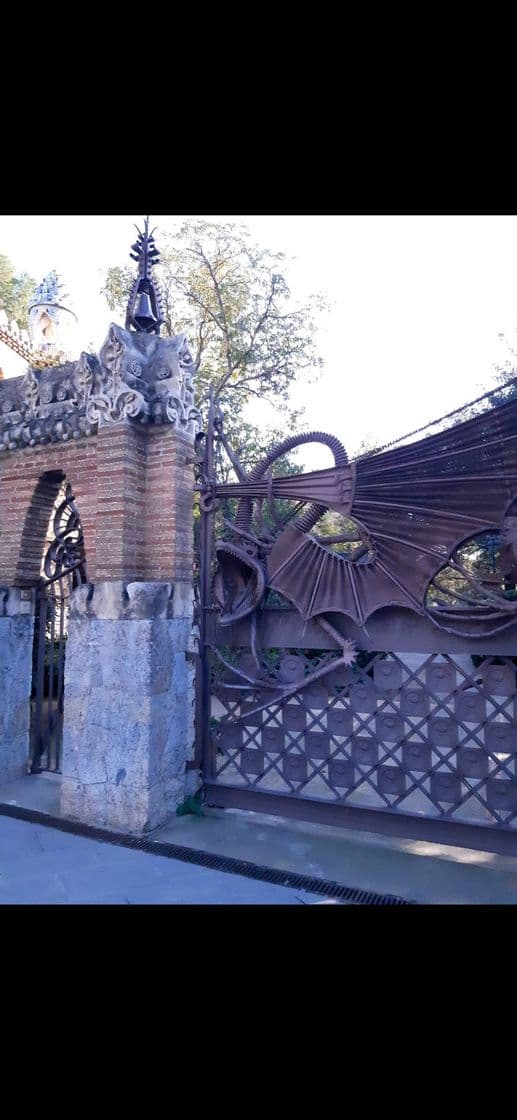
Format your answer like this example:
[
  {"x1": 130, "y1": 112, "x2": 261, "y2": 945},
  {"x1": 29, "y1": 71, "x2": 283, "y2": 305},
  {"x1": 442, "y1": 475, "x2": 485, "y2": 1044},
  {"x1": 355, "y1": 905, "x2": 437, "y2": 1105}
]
[
  {"x1": 61, "y1": 581, "x2": 196, "y2": 833},
  {"x1": 0, "y1": 588, "x2": 34, "y2": 784}
]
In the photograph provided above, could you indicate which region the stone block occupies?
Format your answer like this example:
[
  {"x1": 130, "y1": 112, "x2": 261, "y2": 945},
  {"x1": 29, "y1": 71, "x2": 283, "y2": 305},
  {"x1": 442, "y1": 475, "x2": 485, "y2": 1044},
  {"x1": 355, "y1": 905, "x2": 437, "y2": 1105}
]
[
  {"x1": 60, "y1": 777, "x2": 85, "y2": 820},
  {"x1": 5, "y1": 700, "x2": 30, "y2": 739},
  {"x1": 86, "y1": 582, "x2": 127, "y2": 620},
  {"x1": 62, "y1": 695, "x2": 89, "y2": 730},
  {"x1": 82, "y1": 783, "x2": 108, "y2": 827},
  {"x1": 183, "y1": 768, "x2": 201, "y2": 798},
  {"x1": 0, "y1": 610, "x2": 34, "y2": 783},
  {"x1": 90, "y1": 692, "x2": 141, "y2": 733},
  {"x1": 77, "y1": 747, "x2": 109, "y2": 785},
  {"x1": 98, "y1": 627, "x2": 153, "y2": 690},
  {"x1": 170, "y1": 581, "x2": 193, "y2": 619},
  {"x1": 61, "y1": 740, "x2": 80, "y2": 779},
  {"x1": 60, "y1": 580, "x2": 195, "y2": 835},
  {"x1": 4, "y1": 588, "x2": 33, "y2": 617},
  {"x1": 67, "y1": 583, "x2": 94, "y2": 618},
  {"x1": 126, "y1": 582, "x2": 173, "y2": 619},
  {"x1": 105, "y1": 782, "x2": 164, "y2": 833}
]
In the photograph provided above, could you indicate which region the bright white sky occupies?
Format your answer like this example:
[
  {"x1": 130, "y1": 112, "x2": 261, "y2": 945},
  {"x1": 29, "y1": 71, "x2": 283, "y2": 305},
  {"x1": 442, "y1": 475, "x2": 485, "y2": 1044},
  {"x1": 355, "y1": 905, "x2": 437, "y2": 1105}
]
[{"x1": 1, "y1": 214, "x2": 517, "y2": 463}]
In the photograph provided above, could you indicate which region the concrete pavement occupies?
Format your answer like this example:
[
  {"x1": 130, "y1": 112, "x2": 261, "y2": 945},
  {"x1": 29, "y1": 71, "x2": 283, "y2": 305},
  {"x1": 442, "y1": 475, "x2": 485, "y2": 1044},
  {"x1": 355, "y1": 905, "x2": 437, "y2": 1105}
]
[
  {"x1": 157, "y1": 807, "x2": 517, "y2": 904},
  {"x1": 0, "y1": 812, "x2": 324, "y2": 905},
  {"x1": 2, "y1": 772, "x2": 517, "y2": 903}
]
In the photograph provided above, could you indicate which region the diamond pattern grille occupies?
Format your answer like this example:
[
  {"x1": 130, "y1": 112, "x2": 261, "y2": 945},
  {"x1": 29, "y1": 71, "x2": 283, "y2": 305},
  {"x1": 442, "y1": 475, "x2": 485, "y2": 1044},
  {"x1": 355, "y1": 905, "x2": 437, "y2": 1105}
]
[{"x1": 209, "y1": 647, "x2": 517, "y2": 828}]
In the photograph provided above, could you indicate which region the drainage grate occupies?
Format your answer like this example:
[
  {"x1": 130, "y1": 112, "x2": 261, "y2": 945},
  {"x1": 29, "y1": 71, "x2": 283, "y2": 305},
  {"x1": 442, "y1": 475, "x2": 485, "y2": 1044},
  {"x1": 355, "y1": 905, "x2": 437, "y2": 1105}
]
[{"x1": 0, "y1": 801, "x2": 413, "y2": 905}]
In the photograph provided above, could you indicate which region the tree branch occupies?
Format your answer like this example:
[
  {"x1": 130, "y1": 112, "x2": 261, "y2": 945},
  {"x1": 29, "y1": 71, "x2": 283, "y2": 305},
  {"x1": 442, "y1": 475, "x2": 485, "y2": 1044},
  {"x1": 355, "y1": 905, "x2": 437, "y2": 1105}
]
[
  {"x1": 240, "y1": 276, "x2": 278, "y2": 363},
  {"x1": 173, "y1": 276, "x2": 223, "y2": 333},
  {"x1": 194, "y1": 246, "x2": 233, "y2": 380}
]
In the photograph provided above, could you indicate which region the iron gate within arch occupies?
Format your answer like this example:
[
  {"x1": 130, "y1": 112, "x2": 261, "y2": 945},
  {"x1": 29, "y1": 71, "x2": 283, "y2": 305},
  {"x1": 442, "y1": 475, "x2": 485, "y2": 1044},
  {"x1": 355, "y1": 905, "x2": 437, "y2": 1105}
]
[{"x1": 30, "y1": 483, "x2": 86, "y2": 774}]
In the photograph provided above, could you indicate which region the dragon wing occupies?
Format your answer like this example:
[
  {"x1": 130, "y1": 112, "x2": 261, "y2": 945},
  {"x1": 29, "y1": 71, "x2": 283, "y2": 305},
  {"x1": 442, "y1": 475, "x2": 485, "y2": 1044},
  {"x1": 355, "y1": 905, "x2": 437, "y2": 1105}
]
[{"x1": 267, "y1": 396, "x2": 517, "y2": 626}]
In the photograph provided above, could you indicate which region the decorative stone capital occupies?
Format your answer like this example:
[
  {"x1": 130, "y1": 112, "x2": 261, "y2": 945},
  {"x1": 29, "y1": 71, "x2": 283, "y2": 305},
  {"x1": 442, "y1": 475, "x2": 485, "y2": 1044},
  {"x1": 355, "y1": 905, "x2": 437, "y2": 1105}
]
[
  {"x1": 68, "y1": 581, "x2": 175, "y2": 621},
  {"x1": 0, "y1": 322, "x2": 201, "y2": 452}
]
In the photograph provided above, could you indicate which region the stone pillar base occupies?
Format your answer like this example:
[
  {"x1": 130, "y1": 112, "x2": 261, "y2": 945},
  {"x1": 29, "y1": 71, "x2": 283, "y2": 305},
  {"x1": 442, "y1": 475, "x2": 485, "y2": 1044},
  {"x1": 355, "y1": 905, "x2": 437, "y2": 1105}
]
[
  {"x1": 0, "y1": 588, "x2": 34, "y2": 784},
  {"x1": 61, "y1": 581, "x2": 195, "y2": 834}
]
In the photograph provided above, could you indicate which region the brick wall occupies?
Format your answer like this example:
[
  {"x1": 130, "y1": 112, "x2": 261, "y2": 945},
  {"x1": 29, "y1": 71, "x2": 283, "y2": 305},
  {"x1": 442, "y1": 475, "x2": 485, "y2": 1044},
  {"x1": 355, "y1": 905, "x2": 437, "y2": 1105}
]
[
  {"x1": 145, "y1": 427, "x2": 195, "y2": 583},
  {"x1": 0, "y1": 421, "x2": 194, "y2": 586}
]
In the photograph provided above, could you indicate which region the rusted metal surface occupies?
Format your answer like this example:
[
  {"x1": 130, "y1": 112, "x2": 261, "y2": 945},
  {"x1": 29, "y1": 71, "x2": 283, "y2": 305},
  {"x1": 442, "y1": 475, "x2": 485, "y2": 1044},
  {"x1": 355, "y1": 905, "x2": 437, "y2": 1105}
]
[
  {"x1": 203, "y1": 784, "x2": 517, "y2": 857},
  {"x1": 214, "y1": 607, "x2": 517, "y2": 655},
  {"x1": 205, "y1": 643, "x2": 517, "y2": 834},
  {"x1": 208, "y1": 396, "x2": 517, "y2": 639},
  {"x1": 196, "y1": 397, "x2": 517, "y2": 843}
]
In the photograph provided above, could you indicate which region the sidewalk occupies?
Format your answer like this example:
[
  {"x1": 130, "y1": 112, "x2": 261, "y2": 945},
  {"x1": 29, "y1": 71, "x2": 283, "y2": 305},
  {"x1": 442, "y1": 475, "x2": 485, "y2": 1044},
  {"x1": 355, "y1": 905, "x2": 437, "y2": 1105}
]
[
  {"x1": 1, "y1": 773, "x2": 517, "y2": 903},
  {"x1": 0, "y1": 812, "x2": 323, "y2": 905},
  {"x1": 157, "y1": 805, "x2": 517, "y2": 905}
]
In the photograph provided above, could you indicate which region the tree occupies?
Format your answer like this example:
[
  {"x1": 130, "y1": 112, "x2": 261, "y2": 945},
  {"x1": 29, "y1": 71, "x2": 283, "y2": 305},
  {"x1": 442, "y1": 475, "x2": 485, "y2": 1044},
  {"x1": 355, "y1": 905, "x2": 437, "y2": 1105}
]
[
  {"x1": 487, "y1": 325, "x2": 517, "y2": 405},
  {"x1": 0, "y1": 254, "x2": 36, "y2": 330},
  {"x1": 101, "y1": 219, "x2": 327, "y2": 453}
]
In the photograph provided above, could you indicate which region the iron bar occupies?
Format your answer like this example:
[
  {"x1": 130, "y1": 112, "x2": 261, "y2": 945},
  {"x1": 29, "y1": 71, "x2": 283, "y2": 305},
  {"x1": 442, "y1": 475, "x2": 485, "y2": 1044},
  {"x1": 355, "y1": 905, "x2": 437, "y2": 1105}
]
[
  {"x1": 30, "y1": 483, "x2": 86, "y2": 775},
  {"x1": 47, "y1": 588, "x2": 56, "y2": 769},
  {"x1": 32, "y1": 591, "x2": 48, "y2": 773},
  {"x1": 204, "y1": 783, "x2": 517, "y2": 857},
  {"x1": 200, "y1": 388, "x2": 217, "y2": 783},
  {"x1": 55, "y1": 576, "x2": 66, "y2": 771}
]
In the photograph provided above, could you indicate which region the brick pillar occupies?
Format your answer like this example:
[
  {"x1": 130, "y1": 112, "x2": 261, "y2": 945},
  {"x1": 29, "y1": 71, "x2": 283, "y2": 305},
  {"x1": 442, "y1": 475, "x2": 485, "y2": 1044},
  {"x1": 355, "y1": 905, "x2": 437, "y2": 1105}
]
[
  {"x1": 145, "y1": 426, "x2": 194, "y2": 581},
  {"x1": 60, "y1": 418, "x2": 197, "y2": 833},
  {"x1": 95, "y1": 422, "x2": 147, "y2": 581}
]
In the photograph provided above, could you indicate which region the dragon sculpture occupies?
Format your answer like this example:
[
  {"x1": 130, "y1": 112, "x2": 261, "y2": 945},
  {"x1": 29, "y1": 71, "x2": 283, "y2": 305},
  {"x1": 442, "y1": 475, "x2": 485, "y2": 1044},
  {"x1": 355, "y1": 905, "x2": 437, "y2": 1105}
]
[{"x1": 200, "y1": 394, "x2": 517, "y2": 711}]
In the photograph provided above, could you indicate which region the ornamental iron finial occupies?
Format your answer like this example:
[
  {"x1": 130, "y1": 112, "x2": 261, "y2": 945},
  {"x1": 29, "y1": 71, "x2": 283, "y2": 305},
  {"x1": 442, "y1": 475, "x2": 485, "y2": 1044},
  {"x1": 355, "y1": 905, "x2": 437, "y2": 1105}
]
[{"x1": 125, "y1": 216, "x2": 164, "y2": 335}]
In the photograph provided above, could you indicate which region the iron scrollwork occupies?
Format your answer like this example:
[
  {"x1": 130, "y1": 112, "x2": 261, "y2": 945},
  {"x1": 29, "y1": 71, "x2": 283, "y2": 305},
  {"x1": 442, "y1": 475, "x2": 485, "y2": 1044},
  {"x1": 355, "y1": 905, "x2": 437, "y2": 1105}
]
[
  {"x1": 200, "y1": 395, "x2": 517, "y2": 665},
  {"x1": 42, "y1": 483, "x2": 86, "y2": 589}
]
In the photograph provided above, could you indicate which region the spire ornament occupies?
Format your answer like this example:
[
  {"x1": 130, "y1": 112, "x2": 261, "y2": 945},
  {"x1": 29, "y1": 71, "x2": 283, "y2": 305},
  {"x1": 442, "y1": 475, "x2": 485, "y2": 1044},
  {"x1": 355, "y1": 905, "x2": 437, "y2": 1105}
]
[
  {"x1": 28, "y1": 270, "x2": 78, "y2": 363},
  {"x1": 125, "y1": 217, "x2": 164, "y2": 335},
  {"x1": 0, "y1": 219, "x2": 200, "y2": 445}
]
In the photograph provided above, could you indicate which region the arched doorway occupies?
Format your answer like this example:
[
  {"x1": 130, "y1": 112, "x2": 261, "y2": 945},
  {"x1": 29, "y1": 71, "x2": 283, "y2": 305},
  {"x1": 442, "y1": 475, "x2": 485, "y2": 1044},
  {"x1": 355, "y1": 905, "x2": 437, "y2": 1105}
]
[{"x1": 30, "y1": 480, "x2": 86, "y2": 773}]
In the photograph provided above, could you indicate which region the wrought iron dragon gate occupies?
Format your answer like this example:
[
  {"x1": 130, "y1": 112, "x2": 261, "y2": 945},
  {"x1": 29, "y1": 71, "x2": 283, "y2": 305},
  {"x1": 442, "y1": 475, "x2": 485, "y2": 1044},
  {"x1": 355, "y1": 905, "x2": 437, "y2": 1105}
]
[
  {"x1": 196, "y1": 392, "x2": 517, "y2": 848},
  {"x1": 30, "y1": 483, "x2": 86, "y2": 774}
]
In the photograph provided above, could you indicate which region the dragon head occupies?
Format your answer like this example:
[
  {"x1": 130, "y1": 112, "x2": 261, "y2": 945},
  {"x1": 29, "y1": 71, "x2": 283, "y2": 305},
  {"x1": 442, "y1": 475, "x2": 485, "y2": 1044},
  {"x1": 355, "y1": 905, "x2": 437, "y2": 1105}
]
[{"x1": 213, "y1": 540, "x2": 266, "y2": 625}]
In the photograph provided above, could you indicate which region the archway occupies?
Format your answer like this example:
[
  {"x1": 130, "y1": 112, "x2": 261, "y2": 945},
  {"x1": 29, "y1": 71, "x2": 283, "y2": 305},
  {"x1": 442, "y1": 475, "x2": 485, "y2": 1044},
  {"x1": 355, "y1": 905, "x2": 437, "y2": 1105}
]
[{"x1": 28, "y1": 474, "x2": 86, "y2": 773}]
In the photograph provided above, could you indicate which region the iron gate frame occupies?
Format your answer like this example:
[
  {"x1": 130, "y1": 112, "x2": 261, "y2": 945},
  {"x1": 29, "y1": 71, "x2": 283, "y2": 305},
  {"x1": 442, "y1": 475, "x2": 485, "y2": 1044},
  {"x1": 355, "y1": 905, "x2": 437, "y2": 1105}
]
[
  {"x1": 30, "y1": 482, "x2": 86, "y2": 774},
  {"x1": 195, "y1": 396, "x2": 517, "y2": 854}
]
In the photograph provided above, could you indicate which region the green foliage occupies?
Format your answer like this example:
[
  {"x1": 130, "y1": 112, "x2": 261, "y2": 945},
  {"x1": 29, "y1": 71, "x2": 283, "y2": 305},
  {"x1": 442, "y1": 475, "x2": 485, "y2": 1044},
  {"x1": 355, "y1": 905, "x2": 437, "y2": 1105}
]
[
  {"x1": 0, "y1": 253, "x2": 36, "y2": 330},
  {"x1": 491, "y1": 327, "x2": 517, "y2": 403},
  {"x1": 427, "y1": 531, "x2": 515, "y2": 608},
  {"x1": 310, "y1": 509, "x2": 368, "y2": 556},
  {"x1": 176, "y1": 793, "x2": 204, "y2": 817},
  {"x1": 471, "y1": 653, "x2": 517, "y2": 669}
]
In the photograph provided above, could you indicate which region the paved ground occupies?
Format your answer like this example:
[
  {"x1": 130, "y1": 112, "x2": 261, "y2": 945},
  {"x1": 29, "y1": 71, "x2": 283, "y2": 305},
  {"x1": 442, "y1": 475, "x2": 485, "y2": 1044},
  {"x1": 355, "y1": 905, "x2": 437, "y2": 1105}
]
[
  {"x1": 2, "y1": 773, "x2": 517, "y2": 903},
  {"x1": 0, "y1": 814, "x2": 324, "y2": 905},
  {"x1": 156, "y1": 807, "x2": 517, "y2": 904}
]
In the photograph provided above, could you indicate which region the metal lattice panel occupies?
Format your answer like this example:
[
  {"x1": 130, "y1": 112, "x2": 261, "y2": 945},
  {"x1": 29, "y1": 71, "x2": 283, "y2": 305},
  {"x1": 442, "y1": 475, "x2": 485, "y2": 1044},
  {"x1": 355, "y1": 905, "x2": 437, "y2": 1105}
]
[{"x1": 209, "y1": 648, "x2": 517, "y2": 829}]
